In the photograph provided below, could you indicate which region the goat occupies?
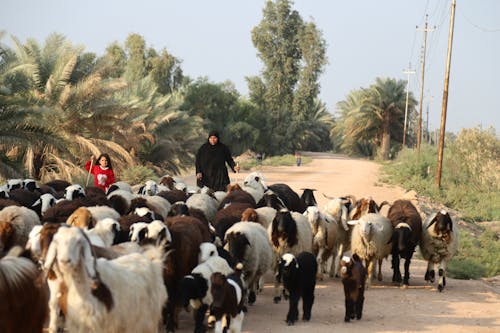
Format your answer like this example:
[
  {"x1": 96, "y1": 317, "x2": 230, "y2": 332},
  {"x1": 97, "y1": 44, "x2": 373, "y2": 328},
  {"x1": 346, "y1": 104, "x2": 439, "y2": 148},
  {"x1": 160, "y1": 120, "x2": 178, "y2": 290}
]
[
  {"x1": 340, "y1": 254, "x2": 367, "y2": 322},
  {"x1": 44, "y1": 226, "x2": 167, "y2": 333},
  {"x1": 277, "y1": 252, "x2": 318, "y2": 325},
  {"x1": 210, "y1": 266, "x2": 246, "y2": 333}
]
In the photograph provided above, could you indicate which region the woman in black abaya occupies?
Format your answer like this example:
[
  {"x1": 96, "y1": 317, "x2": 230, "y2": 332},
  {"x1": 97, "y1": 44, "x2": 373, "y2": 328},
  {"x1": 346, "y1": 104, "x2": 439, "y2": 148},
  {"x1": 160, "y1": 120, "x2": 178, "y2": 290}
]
[{"x1": 195, "y1": 131, "x2": 239, "y2": 191}]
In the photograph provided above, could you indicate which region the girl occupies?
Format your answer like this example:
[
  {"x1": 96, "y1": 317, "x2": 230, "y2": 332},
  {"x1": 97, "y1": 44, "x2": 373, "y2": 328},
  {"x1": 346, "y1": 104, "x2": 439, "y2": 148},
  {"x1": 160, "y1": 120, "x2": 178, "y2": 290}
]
[{"x1": 85, "y1": 153, "x2": 115, "y2": 192}]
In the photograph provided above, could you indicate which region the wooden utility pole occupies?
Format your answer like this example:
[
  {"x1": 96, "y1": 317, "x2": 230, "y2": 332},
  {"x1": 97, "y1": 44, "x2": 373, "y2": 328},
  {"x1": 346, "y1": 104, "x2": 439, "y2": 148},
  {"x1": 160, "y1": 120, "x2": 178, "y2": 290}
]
[
  {"x1": 403, "y1": 64, "x2": 416, "y2": 147},
  {"x1": 416, "y1": 15, "x2": 435, "y2": 153},
  {"x1": 436, "y1": 0, "x2": 457, "y2": 188}
]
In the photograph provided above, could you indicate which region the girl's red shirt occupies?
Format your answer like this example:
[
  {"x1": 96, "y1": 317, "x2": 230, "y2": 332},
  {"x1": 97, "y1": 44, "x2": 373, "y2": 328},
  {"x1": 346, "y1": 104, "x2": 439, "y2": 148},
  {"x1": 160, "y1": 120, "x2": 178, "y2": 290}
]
[{"x1": 85, "y1": 161, "x2": 115, "y2": 192}]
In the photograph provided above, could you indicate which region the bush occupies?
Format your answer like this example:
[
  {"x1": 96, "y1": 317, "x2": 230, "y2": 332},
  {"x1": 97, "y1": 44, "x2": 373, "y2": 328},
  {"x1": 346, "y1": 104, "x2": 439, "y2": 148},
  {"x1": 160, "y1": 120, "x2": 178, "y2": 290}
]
[
  {"x1": 447, "y1": 258, "x2": 486, "y2": 280},
  {"x1": 239, "y1": 154, "x2": 312, "y2": 170}
]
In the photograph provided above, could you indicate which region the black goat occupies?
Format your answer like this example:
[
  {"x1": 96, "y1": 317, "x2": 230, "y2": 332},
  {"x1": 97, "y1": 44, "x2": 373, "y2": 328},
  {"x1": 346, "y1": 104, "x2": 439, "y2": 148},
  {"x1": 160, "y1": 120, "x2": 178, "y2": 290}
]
[
  {"x1": 340, "y1": 254, "x2": 367, "y2": 322},
  {"x1": 277, "y1": 252, "x2": 318, "y2": 325}
]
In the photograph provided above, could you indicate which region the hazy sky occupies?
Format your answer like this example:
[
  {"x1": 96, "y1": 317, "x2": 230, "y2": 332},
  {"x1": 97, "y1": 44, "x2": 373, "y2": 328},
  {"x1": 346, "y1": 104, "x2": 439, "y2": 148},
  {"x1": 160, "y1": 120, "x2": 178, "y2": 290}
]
[{"x1": 2, "y1": 0, "x2": 499, "y2": 133}]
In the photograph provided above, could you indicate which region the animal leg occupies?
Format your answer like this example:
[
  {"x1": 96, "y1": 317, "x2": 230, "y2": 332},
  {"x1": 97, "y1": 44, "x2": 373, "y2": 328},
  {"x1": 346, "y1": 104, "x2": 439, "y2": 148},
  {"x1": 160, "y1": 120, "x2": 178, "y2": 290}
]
[
  {"x1": 377, "y1": 258, "x2": 384, "y2": 281},
  {"x1": 438, "y1": 261, "x2": 447, "y2": 292},
  {"x1": 391, "y1": 249, "x2": 402, "y2": 283},
  {"x1": 403, "y1": 257, "x2": 411, "y2": 286},
  {"x1": 286, "y1": 293, "x2": 300, "y2": 325}
]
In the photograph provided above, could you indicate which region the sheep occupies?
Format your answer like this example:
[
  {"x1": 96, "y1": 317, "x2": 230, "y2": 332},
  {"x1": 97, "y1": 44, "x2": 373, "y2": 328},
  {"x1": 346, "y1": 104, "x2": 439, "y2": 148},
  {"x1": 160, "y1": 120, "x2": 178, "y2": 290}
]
[
  {"x1": 6, "y1": 188, "x2": 40, "y2": 209},
  {"x1": 387, "y1": 199, "x2": 422, "y2": 286},
  {"x1": 277, "y1": 252, "x2": 318, "y2": 325},
  {"x1": 268, "y1": 209, "x2": 313, "y2": 302},
  {"x1": 129, "y1": 195, "x2": 171, "y2": 221},
  {"x1": 300, "y1": 188, "x2": 318, "y2": 207},
  {"x1": 224, "y1": 221, "x2": 273, "y2": 305},
  {"x1": 339, "y1": 254, "x2": 367, "y2": 322},
  {"x1": 64, "y1": 184, "x2": 86, "y2": 200},
  {"x1": 32, "y1": 193, "x2": 58, "y2": 217},
  {"x1": 349, "y1": 197, "x2": 389, "y2": 220},
  {"x1": 186, "y1": 192, "x2": 219, "y2": 223},
  {"x1": 303, "y1": 205, "x2": 339, "y2": 280},
  {"x1": 6, "y1": 178, "x2": 23, "y2": 191},
  {"x1": 217, "y1": 184, "x2": 256, "y2": 210},
  {"x1": 241, "y1": 172, "x2": 267, "y2": 204},
  {"x1": 420, "y1": 210, "x2": 459, "y2": 292},
  {"x1": 106, "y1": 181, "x2": 133, "y2": 195},
  {"x1": 107, "y1": 189, "x2": 136, "y2": 215},
  {"x1": 163, "y1": 215, "x2": 213, "y2": 332},
  {"x1": 0, "y1": 247, "x2": 49, "y2": 333},
  {"x1": 213, "y1": 202, "x2": 254, "y2": 242},
  {"x1": 137, "y1": 179, "x2": 160, "y2": 196},
  {"x1": 42, "y1": 198, "x2": 90, "y2": 224},
  {"x1": 129, "y1": 220, "x2": 171, "y2": 246},
  {"x1": 66, "y1": 206, "x2": 120, "y2": 230},
  {"x1": 261, "y1": 183, "x2": 306, "y2": 213},
  {"x1": 199, "y1": 241, "x2": 236, "y2": 270},
  {"x1": 85, "y1": 218, "x2": 121, "y2": 247},
  {"x1": 157, "y1": 189, "x2": 189, "y2": 205},
  {"x1": 43, "y1": 226, "x2": 168, "y2": 333},
  {"x1": 44, "y1": 179, "x2": 72, "y2": 192},
  {"x1": 241, "y1": 206, "x2": 277, "y2": 229},
  {"x1": 210, "y1": 267, "x2": 246, "y2": 333},
  {"x1": 180, "y1": 250, "x2": 234, "y2": 333},
  {"x1": 348, "y1": 213, "x2": 393, "y2": 287},
  {"x1": 0, "y1": 205, "x2": 41, "y2": 254}
]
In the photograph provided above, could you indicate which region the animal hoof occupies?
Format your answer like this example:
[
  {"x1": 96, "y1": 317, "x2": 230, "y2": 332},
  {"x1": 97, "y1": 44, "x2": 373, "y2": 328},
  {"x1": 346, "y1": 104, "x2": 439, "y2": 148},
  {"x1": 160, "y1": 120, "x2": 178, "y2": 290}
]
[
  {"x1": 248, "y1": 291, "x2": 256, "y2": 304},
  {"x1": 438, "y1": 284, "x2": 444, "y2": 292},
  {"x1": 286, "y1": 320, "x2": 295, "y2": 326},
  {"x1": 344, "y1": 317, "x2": 350, "y2": 322},
  {"x1": 273, "y1": 296, "x2": 281, "y2": 304},
  {"x1": 401, "y1": 284, "x2": 408, "y2": 289}
]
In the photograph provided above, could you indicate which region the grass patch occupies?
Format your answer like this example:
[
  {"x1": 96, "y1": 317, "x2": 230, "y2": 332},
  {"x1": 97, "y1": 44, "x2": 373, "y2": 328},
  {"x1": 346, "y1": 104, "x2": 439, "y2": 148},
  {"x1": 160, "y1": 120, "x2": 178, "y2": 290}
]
[{"x1": 121, "y1": 165, "x2": 157, "y2": 185}]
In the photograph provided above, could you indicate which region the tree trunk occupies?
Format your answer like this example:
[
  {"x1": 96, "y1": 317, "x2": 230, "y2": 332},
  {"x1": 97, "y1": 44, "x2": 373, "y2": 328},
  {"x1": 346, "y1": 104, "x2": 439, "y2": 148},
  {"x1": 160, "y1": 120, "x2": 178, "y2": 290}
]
[{"x1": 379, "y1": 114, "x2": 391, "y2": 160}]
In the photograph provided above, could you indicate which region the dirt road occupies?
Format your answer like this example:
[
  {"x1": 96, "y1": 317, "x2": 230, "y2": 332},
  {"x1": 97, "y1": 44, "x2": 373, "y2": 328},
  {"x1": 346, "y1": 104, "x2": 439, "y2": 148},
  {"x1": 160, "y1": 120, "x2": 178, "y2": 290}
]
[{"x1": 178, "y1": 153, "x2": 500, "y2": 333}]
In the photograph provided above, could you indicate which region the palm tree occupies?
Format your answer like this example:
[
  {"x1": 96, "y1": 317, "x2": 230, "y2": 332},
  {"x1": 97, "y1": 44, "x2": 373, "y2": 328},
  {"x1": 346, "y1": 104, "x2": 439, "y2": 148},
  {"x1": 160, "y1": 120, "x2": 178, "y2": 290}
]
[{"x1": 335, "y1": 78, "x2": 416, "y2": 159}]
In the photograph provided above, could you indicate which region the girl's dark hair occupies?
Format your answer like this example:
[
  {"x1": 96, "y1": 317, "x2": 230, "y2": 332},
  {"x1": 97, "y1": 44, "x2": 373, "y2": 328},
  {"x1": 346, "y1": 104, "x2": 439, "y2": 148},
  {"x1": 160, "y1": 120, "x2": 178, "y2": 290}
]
[{"x1": 96, "y1": 153, "x2": 113, "y2": 170}]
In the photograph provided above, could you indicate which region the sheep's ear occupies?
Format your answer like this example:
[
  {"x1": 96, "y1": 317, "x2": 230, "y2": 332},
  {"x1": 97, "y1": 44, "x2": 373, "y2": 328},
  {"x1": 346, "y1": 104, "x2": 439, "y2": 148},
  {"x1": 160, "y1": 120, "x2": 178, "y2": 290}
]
[
  {"x1": 137, "y1": 186, "x2": 144, "y2": 194},
  {"x1": 347, "y1": 220, "x2": 358, "y2": 226}
]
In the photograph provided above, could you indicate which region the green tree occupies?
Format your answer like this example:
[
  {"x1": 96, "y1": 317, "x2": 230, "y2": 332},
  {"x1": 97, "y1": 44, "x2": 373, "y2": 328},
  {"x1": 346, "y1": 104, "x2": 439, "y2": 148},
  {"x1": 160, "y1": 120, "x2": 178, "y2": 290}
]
[
  {"x1": 335, "y1": 77, "x2": 417, "y2": 159},
  {"x1": 250, "y1": 0, "x2": 328, "y2": 154}
]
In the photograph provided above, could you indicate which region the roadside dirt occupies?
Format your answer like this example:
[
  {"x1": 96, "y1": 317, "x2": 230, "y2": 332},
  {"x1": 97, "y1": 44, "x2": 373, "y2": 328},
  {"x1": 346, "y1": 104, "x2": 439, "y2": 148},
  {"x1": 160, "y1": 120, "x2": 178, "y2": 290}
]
[{"x1": 177, "y1": 152, "x2": 500, "y2": 333}]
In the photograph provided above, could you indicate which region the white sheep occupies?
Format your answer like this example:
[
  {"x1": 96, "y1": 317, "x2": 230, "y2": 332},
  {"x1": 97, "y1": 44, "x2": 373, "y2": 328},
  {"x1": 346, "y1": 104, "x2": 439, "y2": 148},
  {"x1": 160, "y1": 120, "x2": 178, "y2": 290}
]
[
  {"x1": 186, "y1": 192, "x2": 219, "y2": 223},
  {"x1": 268, "y1": 209, "x2": 313, "y2": 302},
  {"x1": 420, "y1": 210, "x2": 459, "y2": 292},
  {"x1": 129, "y1": 220, "x2": 171, "y2": 245},
  {"x1": 241, "y1": 172, "x2": 267, "y2": 204},
  {"x1": 348, "y1": 213, "x2": 393, "y2": 287},
  {"x1": 137, "y1": 195, "x2": 171, "y2": 219},
  {"x1": 44, "y1": 226, "x2": 167, "y2": 333},
  {"x1": 85, "y1": 218, "x2": 120, "y2": 247},
  {"x1": 0, "y1": 205, "x2": 41, "y2": 254},
  {"x1": 64, "y1": 184, "x2": 85, "y2": 200},
  {"x1": 224, "y1": 221, "x2": 273, "y2": 305},
  {"x1": 304, "y1": 206, "x2": 339, "y2": 280}
]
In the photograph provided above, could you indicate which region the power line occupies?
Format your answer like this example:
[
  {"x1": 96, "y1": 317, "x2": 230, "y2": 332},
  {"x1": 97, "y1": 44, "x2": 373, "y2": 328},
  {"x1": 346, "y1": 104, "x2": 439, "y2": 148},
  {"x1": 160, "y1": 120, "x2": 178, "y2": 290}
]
[{"x1": 459, "y1": 11, "x2": 500, "y2": 32}]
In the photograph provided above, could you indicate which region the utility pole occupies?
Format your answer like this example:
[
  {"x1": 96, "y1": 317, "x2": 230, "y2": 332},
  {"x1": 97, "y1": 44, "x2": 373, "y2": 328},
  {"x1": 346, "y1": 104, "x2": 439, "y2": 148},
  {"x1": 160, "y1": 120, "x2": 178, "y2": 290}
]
[
  {"x1": 416, "y1": 15, "x2": 435, "y2": 153},
  {"x1": 403, "y1": 64, "x2": 416, "y2": 147},
  {"x1": 436, "y1": 0, "x2": 457, "y2": 188}
]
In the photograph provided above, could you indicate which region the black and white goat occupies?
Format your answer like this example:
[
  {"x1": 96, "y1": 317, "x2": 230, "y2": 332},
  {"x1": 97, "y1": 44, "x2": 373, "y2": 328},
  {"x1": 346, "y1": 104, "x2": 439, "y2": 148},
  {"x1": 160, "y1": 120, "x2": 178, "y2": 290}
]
[
  {"x1": 277, "y1": 252, "x2": 318, "y2": 325},
  {"x1": 210, "y1": 266, "x2": 246, "y2": 333}
]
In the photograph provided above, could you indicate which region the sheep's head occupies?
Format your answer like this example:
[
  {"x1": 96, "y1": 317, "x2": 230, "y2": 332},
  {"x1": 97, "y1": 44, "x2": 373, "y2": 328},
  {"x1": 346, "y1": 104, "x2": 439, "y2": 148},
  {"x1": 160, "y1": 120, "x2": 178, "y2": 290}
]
[
  {"x1": 129, "y1": 222, "x2": 149, "y2": 243},
  {"x1": 6, "y1": 179, "x2": 23, "y2": 191},
  {"x1": 148, "y1": 220, "x2": 171, "y2": 245},
  {"x1": 199, "y1": 242, "x2": 218, "y2": 263},
  {"x1": 241, "y1": 207, "x2": 258, "y2": 222},
  {"x1": 262, "y1": 190, "x2": 287, "y2": 210},
  {"x1": 304, "y1": 206, "x2": 322, "y2": 233},
  {"x1": 64, "y1": 184, "x2": 86, "y2": 200},
  {"x1": 339, "y1": 255, "x2": 353, "y2": 278},
  {"x1": 272, "y1": 210, "x2": 298, "y2": 248},
  {"x1": 243, "y1": 172, "x2": 267, "y2": 190},
  {"x1": 210, "y1": 272, "x2": 229, "y2": 308},
  {"x1": 139, "y1": 180, "x2": 158, "y2": 196},
  {"x1": 277, "y1": 253, "x2": 298, "y2": 283},
  {"x1": 427, "y1": 210, "x2": 453, "y2": 241},
  {"x1": 159, "y1": 175, "x2": 176, "y2": 190},
  {"x1": 66, "y1": 207, "x2": 94, "y2": 229},
  {"x1": 227, "y1": 183, "x2": 242, "y2": 193},
  {"x1": 225, "y1": 231, "x2": 250, "y2": 263}
]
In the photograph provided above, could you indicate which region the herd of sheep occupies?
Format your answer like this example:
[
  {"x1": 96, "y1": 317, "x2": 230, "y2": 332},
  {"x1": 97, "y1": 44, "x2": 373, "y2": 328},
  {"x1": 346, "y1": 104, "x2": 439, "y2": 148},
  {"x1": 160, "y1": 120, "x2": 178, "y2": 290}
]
[{"x1": 0, "y1": 173, "x2": 459, "y2": 333}]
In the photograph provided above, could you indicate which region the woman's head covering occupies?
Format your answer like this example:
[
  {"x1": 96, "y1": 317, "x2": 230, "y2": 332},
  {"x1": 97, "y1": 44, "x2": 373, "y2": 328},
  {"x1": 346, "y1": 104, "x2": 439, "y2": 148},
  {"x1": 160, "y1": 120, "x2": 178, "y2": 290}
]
[{"x1": 208, "y1": 130, "x2": 220, "y2": 139}]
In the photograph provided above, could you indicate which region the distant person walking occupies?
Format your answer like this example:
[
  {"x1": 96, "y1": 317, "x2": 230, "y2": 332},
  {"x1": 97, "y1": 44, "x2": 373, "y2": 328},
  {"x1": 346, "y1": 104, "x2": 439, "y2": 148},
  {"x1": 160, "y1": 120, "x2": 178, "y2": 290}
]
[
  {"x1": 85, "y1": 153, "x2": 115, "y2": 192},
  {"x1": 295, "y1": 151, "x2": 302, "y2": 167},
  {"x1": 195, "y1": 130, "x2": 239, "y2": 191}
]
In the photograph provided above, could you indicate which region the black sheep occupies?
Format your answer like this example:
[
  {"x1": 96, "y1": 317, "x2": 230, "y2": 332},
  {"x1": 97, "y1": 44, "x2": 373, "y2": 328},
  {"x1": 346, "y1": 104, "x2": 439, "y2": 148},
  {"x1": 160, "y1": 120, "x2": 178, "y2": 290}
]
[
  {"x1": 340, "y1": 254, "x2": 367, "y2": 322},
  {"x1": 277, "y1": 251, "x2": 318, "y2": 325}
]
